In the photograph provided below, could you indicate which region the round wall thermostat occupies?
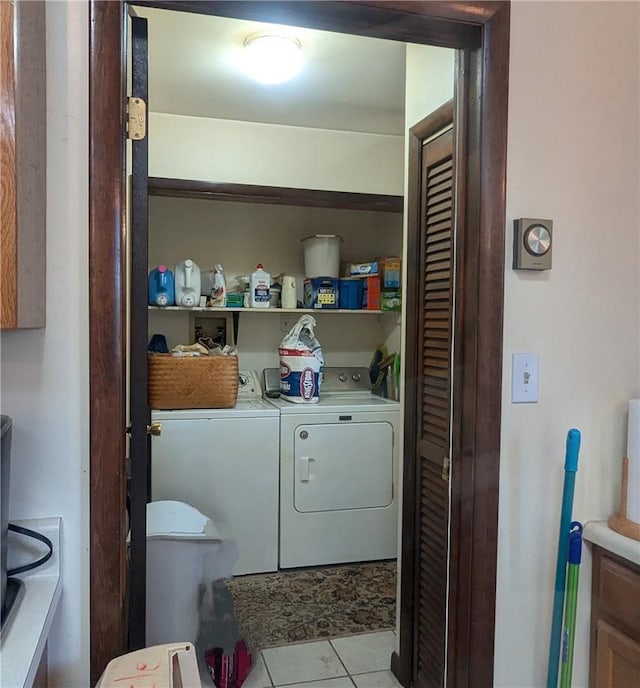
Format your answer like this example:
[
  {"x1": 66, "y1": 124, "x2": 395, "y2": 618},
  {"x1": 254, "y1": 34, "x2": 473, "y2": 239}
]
[
  {"x1": 524, "y1": 224, "x2": 551, "y2": 256},
  {"x1": 513, "y1": 218, "x2": 553, "y2": 270}
]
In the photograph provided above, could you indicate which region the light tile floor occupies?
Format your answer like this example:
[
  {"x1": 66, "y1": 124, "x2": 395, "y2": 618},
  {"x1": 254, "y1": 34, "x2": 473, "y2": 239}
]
[{"x1": 243, "y1": 631, "x2": 402, "y2": 688}]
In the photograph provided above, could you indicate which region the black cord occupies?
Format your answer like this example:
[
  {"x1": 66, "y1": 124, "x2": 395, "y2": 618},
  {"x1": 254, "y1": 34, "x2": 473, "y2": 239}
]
[{"x1": 6, "y1": 523, "x2": 53, "y2": 576}]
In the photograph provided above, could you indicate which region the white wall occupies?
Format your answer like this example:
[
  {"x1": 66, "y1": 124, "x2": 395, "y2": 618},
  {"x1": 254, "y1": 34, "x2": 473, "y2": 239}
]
[
  {"x1": 405, "y1": 45, "x2": 456, "y2": 129},
  {"x1": 150, "y1": 112, "x2": 405, "y2": 195},
  {"x1": 495, "y1": 2, "x2": 640, "y2": 687},
  {"x1": 0, "y1": 2, "x2": 90, "y2": 686}
]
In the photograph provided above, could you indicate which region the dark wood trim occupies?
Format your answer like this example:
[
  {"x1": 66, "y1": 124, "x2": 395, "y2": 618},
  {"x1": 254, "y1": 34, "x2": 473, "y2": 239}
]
[
  {"x1": 391, "y1": 112, "x2": 424, "y2": 688},
  {"x1": 458, "y1": 5, "x2": 509, "y2": 684},
  {"x1": 132, "y1": 0, "x2": 483, "y2": 49},
  {"x1": 446, "y1": 50, "x2": 472, "y2": 688},
  {"x1": 410, "y1": 99, "x2": 454, "y2": 141},
  {"x1": 128, "y1": 12, "x2": 150, "y2": 651},
  {"x1": 89, "y1": 1, "x2": 509, "y2": 683},
  {"x1": 149, "y1": 178, "x2": 404, "y2": 212},
  {"x1": 89, "y1": 1, "x2": 128, "y2": 683}
]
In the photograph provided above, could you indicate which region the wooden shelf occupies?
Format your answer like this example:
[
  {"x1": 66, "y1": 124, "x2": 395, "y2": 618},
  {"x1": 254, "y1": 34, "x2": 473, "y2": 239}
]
[
  {"x1": 148, "y1": 177, "x2": 404, "y2": 213},
  {"x1": 149, "y1": 306, "x2": 390, "y2": 315}
]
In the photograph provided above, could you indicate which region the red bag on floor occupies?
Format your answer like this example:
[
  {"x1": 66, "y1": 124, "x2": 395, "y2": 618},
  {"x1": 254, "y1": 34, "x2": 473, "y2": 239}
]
[{"x1": 205, "y1": 639, "x2": 252, "y2": 688}]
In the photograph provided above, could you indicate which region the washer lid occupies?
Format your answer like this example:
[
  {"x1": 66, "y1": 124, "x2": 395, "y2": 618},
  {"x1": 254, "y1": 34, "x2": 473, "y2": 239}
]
[
  {"x1": 147, "y1": 500, "x2": 221, "y2": 539},
  {"x1": 268, "y1": 393, "x2": 399, "y2": 414}
]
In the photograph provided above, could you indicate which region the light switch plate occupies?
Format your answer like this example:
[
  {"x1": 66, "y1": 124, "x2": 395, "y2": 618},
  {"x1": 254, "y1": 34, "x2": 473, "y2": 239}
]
[{"x1": 512, "y1": 353, "x2": 539, "y2": 403}]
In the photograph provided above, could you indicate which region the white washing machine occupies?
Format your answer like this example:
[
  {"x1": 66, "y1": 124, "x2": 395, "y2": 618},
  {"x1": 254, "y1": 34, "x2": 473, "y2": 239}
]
[
  {"x1": 266, "y1": 367, "x2": 400, "y2": 569},
  {"x1": 150, "y1": 370, "x2": 280, "y2": 575}
]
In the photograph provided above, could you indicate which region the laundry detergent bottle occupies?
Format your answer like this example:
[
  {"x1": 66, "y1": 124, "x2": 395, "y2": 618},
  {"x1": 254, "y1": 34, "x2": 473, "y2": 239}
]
[
  {"x1": 250, "y1": 264, "x2": 270, "y2": 308},
  {"x1": 148, "y1": 265, "x2": 175, "y2": 306},
  {"x1": 174, "y1": 259, "x2": 201, "y2": 307}
]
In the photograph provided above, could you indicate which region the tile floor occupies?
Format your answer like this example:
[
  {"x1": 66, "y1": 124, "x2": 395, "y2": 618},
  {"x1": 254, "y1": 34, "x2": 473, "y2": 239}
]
[{"x1": 242, "y1": 630, "x2": 402, "y2": 688}]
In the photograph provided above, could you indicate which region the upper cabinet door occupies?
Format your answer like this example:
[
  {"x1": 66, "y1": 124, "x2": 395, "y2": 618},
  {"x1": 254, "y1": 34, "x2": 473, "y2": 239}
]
[{"x1": 0, "y1": 0, "x2": 46, "y2": 330}]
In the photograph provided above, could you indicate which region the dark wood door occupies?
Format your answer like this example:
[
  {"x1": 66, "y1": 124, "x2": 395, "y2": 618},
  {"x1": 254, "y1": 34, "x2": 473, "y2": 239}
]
[
  {"x1": 128, "y1": 11, "x2": 150, "y2": 651},
  {"x1": 414, "y1": 126, "x2": 454, "y2": 688}
]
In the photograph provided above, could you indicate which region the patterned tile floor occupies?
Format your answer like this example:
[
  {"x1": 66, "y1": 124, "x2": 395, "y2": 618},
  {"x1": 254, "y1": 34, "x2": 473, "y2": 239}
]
[{"x1": 241, "y1": 631, "x2": 402, "y2": 688}]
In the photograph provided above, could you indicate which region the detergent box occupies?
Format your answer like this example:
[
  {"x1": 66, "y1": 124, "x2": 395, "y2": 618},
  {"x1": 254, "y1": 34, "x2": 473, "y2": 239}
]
[
  {"x1": 303, "y1": 277, "x2": 339, "y2": 309},
  {"x1": 361, "y1": 275, "x2": 381, "y2": 310},
  {"x1": 379, "y1": 257, "x2": 402, "y2": 289},
  {"x1": 381, "y1": 289, "x2": 402, "y2": 312}
]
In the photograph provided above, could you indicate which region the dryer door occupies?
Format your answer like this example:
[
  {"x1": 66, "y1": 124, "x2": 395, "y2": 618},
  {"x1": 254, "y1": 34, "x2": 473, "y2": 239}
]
[{"x1": 294, "y1": 421, "x2": 393, "y2": 512}]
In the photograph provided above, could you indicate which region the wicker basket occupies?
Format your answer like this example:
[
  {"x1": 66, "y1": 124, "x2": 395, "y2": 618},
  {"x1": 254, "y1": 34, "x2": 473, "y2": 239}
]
[{"x1": 148, "y1": 353, "x2": 239, "y2": 409}]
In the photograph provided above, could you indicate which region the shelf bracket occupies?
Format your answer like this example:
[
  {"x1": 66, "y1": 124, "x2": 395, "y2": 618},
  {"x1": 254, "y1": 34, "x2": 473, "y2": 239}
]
[{"x1": 232, "y1": 311, "x2": 240, "y2": 346}]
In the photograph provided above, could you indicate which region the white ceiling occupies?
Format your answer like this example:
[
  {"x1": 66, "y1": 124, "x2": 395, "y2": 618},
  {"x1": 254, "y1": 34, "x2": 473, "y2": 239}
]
[{"x1": 136, "y1": 8, "x2": 408, "y2": 135}]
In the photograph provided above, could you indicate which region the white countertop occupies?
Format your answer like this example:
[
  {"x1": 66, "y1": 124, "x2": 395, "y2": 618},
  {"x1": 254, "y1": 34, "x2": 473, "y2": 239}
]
[
  {"x1": 583, "y1": 520, "x2": 640, "y2": 566},
  {"x1": 1, "y1": 517, "x2": 62, "y2": 688}
]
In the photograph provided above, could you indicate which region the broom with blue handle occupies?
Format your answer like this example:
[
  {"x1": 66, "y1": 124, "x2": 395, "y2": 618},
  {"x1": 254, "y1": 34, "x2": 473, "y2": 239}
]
[
  {"x1": 546, "y1": 428, "x2": 581, "y2": 688},
  {"x1": 559, "y1": 521, "x2": 583, "y2": 688}
]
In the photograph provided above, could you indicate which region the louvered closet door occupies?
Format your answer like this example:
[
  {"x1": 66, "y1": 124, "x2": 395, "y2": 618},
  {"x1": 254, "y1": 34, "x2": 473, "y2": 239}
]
[{"x1": 414, "y1": 127, "x2": 454, "y2": 688}]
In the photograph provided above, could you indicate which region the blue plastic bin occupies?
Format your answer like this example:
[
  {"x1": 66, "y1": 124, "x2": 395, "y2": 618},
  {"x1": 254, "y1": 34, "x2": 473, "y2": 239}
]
[{"x1": 339, "y1": 278, "x2": 364, "y2": 310}]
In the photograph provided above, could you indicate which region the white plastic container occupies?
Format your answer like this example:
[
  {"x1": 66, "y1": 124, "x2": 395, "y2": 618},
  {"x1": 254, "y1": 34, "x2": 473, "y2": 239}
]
[
  {"x1": 174, "y1": 259, "x2": 201, "y2": 307},
  {"x1": 250, "y1": 264, "x2": 270, "y2": 308},
  {"x1": 281, "y1": 275, "x2": 297, "y2": 309},
  {"x1": 145, "y1": 500, "x2": 238, "y2": 647},
  {"x1": 302, "y1": 235, "x2": 342, "y2": 278}
]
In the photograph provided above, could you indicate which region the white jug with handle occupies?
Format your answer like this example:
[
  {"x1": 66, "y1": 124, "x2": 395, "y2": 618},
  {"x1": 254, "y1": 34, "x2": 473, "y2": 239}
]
[{"x1": 174, "y1": 259, "x2": 201, "y2": 307}]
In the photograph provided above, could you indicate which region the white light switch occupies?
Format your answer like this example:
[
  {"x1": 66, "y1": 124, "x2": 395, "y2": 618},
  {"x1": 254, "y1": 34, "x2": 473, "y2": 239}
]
[{"x1": 512, "y1": 353, "x2": 539, "y2": 403}]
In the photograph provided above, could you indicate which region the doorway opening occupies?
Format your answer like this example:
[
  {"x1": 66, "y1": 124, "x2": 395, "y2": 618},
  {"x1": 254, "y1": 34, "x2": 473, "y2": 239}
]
[
  {"x1": 89, "y1": 3, "x2": 509, "y2": 687},
  {"x1": 133, "y1": 4, "x2": 455, "y2": 656}
]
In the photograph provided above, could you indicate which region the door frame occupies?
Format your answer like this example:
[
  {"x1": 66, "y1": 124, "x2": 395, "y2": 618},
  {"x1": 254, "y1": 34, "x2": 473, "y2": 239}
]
[{"x1": 89, "y1": 1, "x2": 509, "y2": 684}]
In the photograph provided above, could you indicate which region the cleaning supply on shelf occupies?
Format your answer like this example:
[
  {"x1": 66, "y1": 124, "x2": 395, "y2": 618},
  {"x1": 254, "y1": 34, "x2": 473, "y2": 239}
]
[
  {"x1": 148, "y1": 265, "x2": 175, "y2": 306},
  {"x1": 278, "y1": 315, "x2": 324, "y2": 403},
  {"x1": 304, "y1": 277, "x2": 339, "y2": 309},
  {"x1": 175, "y1": 259, "x2": 201, "y2": 307},
  {"x1": 339, "y1": 277, "x2": 363, "y2": 310},
  {"x1": 250, "y1": 264, "x2": 270, "y2": 308},
  {"x1": 202, "y1": 264, "x2": 226, "y2": 308},
  {"x1": 281, "y1": 276, "x2": 297, "y2": 309},
  {"x1": 302, "y1": 234, "x2": 342, "y2": 278}
]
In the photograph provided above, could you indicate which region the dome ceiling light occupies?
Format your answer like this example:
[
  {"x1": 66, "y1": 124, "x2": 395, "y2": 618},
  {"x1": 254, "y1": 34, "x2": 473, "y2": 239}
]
[{"x1": 242, "y1": 33, "x2": 303, "y2": 85}]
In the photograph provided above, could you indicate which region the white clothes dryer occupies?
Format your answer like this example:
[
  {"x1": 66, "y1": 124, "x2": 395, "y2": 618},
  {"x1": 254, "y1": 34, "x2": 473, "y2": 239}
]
[{"x1": 266, "y1": 367, "x2": 400, "y2": 569}]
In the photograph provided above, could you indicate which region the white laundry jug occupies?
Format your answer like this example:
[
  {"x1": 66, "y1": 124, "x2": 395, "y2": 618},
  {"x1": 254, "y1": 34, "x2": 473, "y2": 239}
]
[
  {"x1": 250, "y1": 264, "x2": 270, "y2": 308},
  {"x1": 174, "y1": 259, "x2": 201, "y2": 307}
]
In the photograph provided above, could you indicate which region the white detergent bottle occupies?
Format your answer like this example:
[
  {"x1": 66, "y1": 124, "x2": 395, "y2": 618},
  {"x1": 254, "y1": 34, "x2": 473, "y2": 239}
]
[
  {"x1": 175, "y1": 259, "x2": 201, "y2": 307},
  {"x1": 250, "y1": 264, "x2": 270, "y2": 308}
]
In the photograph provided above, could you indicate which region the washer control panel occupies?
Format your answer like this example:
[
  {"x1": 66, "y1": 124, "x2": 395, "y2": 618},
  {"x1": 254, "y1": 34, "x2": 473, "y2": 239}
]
[{"x1": 237, "y1": 369, "x2": 262, "y2": 399}]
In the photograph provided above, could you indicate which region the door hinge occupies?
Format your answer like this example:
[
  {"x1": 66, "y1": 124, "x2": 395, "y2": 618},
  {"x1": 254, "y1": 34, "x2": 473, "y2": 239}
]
[
  {"x1": 125, "y1": 422, "x2": 161, "y2": 436},
  {"x1": 126, "y1": 96, "x2": 146, "y2": 140},
  {"x1": 441, "y1": 455, "x2": 450, "y2": 482}
]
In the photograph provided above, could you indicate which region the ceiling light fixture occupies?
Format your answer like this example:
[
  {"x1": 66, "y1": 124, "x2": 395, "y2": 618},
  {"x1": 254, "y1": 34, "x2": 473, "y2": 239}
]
[{"x1": 242, "y1": 33, "x2": 303, "y2": 85}]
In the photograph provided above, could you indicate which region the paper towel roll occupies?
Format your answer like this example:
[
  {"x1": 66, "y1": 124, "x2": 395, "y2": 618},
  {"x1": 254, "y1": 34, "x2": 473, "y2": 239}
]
[{"x1": 626, "y1": 399, "x2": 640, "y2": 523}]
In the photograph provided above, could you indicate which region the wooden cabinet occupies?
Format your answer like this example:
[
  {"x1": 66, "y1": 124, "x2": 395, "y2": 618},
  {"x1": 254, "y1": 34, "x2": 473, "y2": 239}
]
[
  {"x1": 0, "y1": 1, "x2": 46, "y2": 330},
  {"x1": 590, "y1": 546, "x2": 640, "y2": 688}
]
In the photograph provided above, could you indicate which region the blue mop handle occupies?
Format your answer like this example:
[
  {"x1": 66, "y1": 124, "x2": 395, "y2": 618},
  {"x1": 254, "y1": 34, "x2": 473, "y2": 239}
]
[
  {"x1": 564, "y1": 430, "x2": 580, "y2": 472},
  {"x1": 546, "y1": 428, "x2": 581, "y2": 688}
]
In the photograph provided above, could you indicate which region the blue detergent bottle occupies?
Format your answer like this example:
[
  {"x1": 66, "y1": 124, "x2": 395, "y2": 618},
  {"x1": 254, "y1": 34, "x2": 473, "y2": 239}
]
[{"x1": 148, "y1": 265, "x2": 175, "y2": 306}]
